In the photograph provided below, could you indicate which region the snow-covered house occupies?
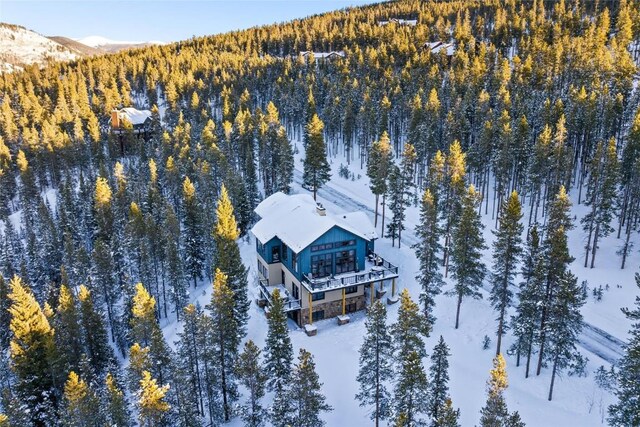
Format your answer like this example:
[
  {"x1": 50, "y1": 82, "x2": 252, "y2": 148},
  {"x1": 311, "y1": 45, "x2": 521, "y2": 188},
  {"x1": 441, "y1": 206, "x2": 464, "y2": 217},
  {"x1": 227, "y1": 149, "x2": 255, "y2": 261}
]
[
  {"x1": 378, "y1": 18, "x2": 418, "y2": 26},
  {"x1": 252, "y1": 192, "x2": 399, "y2": 329},
  {"x1": 423, "y1": 41, "x2": 456, "y2": 57},
  {"x1": 299, "y1": 51, "x2": 346, "y2": 62},
  {"x1": 109, "y1": 107, "x2": 152, "y2": 134}
]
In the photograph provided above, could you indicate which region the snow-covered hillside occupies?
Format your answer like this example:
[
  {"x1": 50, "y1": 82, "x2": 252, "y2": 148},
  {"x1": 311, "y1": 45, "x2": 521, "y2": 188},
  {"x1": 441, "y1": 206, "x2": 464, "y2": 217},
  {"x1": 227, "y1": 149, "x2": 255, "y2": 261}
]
[
  {"x1": 76, "y1": 35, "x2": 166, "y2": 52},
  {"x1": 0, "y1": 23, "x2": 78, "y2": 72}
]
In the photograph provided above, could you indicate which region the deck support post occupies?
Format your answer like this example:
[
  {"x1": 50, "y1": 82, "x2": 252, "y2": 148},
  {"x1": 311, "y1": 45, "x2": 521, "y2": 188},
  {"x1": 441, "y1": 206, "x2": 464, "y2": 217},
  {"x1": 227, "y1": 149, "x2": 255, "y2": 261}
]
[
  {"x1": 308, "y1": 292, "x2": 313, "y2": 325},
  {"x1": 370, "y1": 284, "x2": 375, "y2": 304},
  {"x1": 342, "y1": 288, "x2": 346, "y2": 316},
  {"x1": 391, "y1": 278, "x2": 396, "y2": 297}
]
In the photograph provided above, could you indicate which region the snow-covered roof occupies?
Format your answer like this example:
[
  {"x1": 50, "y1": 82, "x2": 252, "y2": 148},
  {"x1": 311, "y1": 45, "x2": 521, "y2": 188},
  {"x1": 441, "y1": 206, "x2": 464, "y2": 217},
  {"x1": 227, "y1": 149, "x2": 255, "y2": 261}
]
[
  {"x1": 378, "y1": 18, "x2": 417, "y2": 26},
  {"x1": 251, "y1": 192, "x2": 377, "y2": 253},
  {"x1": 424, "y1": 41, "x2": 456, "y2": 56},
  {"x1": 115, "y1": 107, "x2": 152, "y2": 126},
  {"x1": 299, "y1": 51, "x2": 346, "y2": 59}
]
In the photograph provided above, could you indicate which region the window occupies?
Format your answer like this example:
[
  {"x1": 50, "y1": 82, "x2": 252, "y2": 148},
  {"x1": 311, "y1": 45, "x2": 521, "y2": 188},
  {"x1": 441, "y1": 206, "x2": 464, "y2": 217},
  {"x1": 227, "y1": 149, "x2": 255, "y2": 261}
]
[
  {"x1": 271, "y1": 246, "x2": 280, "y2": 263},
  {"x1": 312, "y1": 292, "x2": 325, "y2": 301},
  {"x1": 346, "y1": 303, "x2": 357, "y2": 313},
  {"x1": 311, "y1": 243, "x2": 334, "y2": 252},
  {"x1": 257, "y1": 261, "x2": 268, "y2": 279},
  {"x1": 345, "y1": 285, "x2": 358, "y2": 294},
  {"x1": 257, "y1": 240, "x2": 264, "y2": 254},
  {"x1": 292, "y1": 252, "x2": 298, "y2": 272},
  {"x1": 292, "y1": 283, "x2": 299, "y2": 300},
  {"x1": 335, "y1": 250, "x2": 356, "y2": 274},
  {"x1": 281, "y1": 243, "x2": 288, "y2": 261},
  {"x1": 312, "y1": 310, "x2": 325, "y2": 321},
  {"x1": 311, "y1": 253, "x2": 332, "y2": 278},
  {"x1": 338, "y1": 239, "x2": 356, "y2": 247}
]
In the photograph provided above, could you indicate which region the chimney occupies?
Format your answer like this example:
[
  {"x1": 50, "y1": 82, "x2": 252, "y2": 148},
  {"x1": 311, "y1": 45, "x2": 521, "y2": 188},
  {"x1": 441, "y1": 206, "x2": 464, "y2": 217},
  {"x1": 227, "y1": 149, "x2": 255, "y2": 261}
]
[
  {"x1": 316, "y1": 203, "x2": 326, "y2": 216},
  {"x1": 111, "y1": 110, "x2": 120, "y2": 129}
]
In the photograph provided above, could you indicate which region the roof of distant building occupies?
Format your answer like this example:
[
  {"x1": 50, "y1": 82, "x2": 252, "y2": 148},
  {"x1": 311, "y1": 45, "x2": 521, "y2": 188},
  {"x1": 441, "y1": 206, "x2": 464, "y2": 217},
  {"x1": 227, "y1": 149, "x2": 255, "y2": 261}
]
[
  {"x1": 113, "y1": 107, "x2": 152, "y2": 126},
  {"x1": 424, "y1": 41, "x2": 456, "y2": 56},
  {"x1": 251, "y1": 192, "x2": 377, "y2": 253},
  {"x1": 299, "y1": 50, "x2": 346, "y2": 59}
]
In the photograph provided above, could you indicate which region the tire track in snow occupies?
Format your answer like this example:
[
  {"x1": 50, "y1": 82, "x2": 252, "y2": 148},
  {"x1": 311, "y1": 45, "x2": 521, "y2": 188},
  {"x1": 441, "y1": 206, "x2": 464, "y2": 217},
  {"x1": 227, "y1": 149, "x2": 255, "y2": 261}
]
[{"x1": 293, "y1": 168, "x2": 626, "y2": 364}]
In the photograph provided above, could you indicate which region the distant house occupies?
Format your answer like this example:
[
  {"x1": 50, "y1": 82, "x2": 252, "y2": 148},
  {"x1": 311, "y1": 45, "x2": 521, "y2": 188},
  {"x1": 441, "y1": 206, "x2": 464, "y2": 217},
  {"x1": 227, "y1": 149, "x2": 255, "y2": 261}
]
[
  {"x1": 378, "y1": 18, "x2": 417, "y2": 26},
  {"x1": 252, "y1": 192, "x2": 399, "y2": 332},
  {"x1": 299, "y1": 50, "x2": 346, "y2": 62},
  {"x1": 423, "y1": 41, "x2": 456, "y2": 57},
  {"x1": 109, "y1": 107, "x2": 152, "y2": 154}
]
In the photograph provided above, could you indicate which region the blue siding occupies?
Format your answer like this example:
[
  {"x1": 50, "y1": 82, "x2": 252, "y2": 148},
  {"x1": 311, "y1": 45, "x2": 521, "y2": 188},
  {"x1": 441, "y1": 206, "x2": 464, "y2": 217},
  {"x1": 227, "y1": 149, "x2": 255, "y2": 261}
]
[{"x1": 262, "y1": 237, "x2": 283, "y2": 264}]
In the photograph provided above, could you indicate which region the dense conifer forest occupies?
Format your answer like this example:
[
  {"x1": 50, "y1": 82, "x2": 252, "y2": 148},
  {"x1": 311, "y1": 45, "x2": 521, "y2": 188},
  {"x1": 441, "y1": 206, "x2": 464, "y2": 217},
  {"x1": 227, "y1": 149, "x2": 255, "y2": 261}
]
[{"x1": 0, "y1": 0, "x2": 640, "y2": 425}]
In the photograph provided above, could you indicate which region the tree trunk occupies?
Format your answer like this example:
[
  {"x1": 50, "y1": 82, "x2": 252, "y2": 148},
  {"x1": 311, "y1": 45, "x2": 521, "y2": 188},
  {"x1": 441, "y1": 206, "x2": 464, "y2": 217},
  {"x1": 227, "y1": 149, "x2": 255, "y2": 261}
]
[
  {"x1": 548, "y1": 355, "x2": 559, "y2": 401},
  {"x1": 590, "y1": 223, "x2": 599, "y2": 268},
  {"x1": 455, "y1": 292, "x2": 463, "y2": 329},
  {"x1": 374, "y1": 194, "x2": 379, "y2": 228}
]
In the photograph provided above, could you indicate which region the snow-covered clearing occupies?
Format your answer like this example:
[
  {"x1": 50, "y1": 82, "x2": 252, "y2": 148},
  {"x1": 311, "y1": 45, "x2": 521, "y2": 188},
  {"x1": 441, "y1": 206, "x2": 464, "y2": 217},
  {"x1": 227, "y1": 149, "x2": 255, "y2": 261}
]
[{"x1": 158, "y1": 139, "x2": 637, "y2": 426}]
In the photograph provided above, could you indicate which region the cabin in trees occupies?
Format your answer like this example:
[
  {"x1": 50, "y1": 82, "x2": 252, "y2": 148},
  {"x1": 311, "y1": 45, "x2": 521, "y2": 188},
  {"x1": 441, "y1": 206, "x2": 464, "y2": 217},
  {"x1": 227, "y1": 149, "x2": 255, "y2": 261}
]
[
  {"x1": 299, "y1": 50, "x2": 346, "y2": 62},
  {"x1": 378, "y1": 18, "x2": 417, "y2": 26},
  {"x1": 109, "y1": 107, "x2": 153, "y2": 154},
  {"x1": 252, "y1": 192, "x2": 399, "y2": 332},
  {"x1": 423, "y1": 41, "x2": 456, "y2": 57}
]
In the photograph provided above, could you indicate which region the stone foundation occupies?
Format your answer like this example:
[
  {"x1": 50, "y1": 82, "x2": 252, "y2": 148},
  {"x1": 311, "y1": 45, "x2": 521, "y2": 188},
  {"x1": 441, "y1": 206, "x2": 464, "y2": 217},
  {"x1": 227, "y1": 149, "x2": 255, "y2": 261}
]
[{"x1": 300, "y1": 294, "x2": 367, "y2": 326}]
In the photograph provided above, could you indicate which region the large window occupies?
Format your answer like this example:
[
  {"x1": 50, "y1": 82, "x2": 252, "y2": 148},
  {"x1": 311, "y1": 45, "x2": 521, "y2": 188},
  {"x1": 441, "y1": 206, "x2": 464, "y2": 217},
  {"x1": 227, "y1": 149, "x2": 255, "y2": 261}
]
[
  {"x1": 312, "y1": 310, "x2": 325, "y2": 321},
  {"x1": 312, "y1": 292, "x2": 325, "y2": 301},
  {"x1": 311, "y1": 253, "x2": 332, "y2": 278},
  {"x1": 338, "y1": 239, "x2": 356, "y2": 248},
  {"x1": 311, "y1": 243, "x2": 334, "y2": 252},
  {"x1": 292, "y1": 252, "x2": 298, "y2": 272},
  {"x1": 335, "y1": 250, "x2": 356, "y2": 274},
  {"x1": 271, "y1": 246, "x2": 280, "y2": 263},
  {"x1": 345, "y1": 285, "x2": 358, "y2": 294},
  {"x1": 281, "y1": 243, "x2": 288, "y2": 261}
]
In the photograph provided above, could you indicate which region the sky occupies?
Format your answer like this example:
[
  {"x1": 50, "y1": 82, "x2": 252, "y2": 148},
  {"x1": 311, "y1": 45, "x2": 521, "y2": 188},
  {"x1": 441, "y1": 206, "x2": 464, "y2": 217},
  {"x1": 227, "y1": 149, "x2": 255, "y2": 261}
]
[{"x1": 0, "y1": 0, "x2": 378, "y2": 43}]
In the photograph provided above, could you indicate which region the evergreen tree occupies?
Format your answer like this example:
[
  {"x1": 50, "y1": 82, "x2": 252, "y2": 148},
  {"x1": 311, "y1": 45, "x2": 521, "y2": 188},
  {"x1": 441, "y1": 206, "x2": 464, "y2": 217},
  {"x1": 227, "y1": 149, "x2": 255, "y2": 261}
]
[
  {"x1": 491, "y1": 191, "x2": 523, "y2": 356},
  {"x1": 61, "y1": 371, "x2": 103, "y2": 427},
  {"x1": 608, "y1": 272, "x2": 640, "y2": 426},
  {"x1": 428, "y1": 336, "x2": 454, "y2": 426},
  {"x1": 356, "y1": 301, "x2": 394, "y2": 427},
  {"x1": 414, "y1": 188, "x2": 443, "y2": 326},
  {"x1": 137, "y1": 371, "x2": 171, "y2": 427},
  {"x1": 288, "y1": 348, "x2": 332, "y2": 427},
  {"x1": 207, "y1": 268, "x2": 240, "y2": 422},
  {"x1": 77, "y1": 285, "x2": 114, "y2": 378},
  {"x1": 479, "y1": 354, "x2": 524, "y2": 427},
  {"x1": 391, "y1": 289, "x2": 430, "y2": 361},
  {"x1": 213, "y1": 185, "x2": 249, "y2": 334},
  {"x1": 0, "y1": 276, "x2": 10, "y2": 350},
  {"x1": 367, "y1": 131, "x2": 392, "y2": 230},
  {"x1": 510, "y1": 227, "x2": 544, "y2": 378},
  {"x1": 435, "y1": 399, "x2": 460, "y2": 427},
  {"x1": 8, "y1": 275, "x2": 58, "y2": 426},
  {"x1": 303, "y1": 114, "x2": 331, "y2": 201},
  {"x1": 182, "y1": 177, "x2": 205, "y2": 287},
  {"x1": 386, "y1": 164, "x2": 405, "y2": 247},
  {"x1": 104, "y1": 372, "x2": 131, "y2": 427},
  {"x1": 393, "y1": 350, "x2": 429, "y2": 426},
  {"x1": 236, "y1": 340, "x2": 268, "y2": 427},
  {"x1": 264, "y1": 288, "x2": 293, "y2": 426},
  {"x1": 450, "y1": 185, "x2": 487, "y2": 329}
]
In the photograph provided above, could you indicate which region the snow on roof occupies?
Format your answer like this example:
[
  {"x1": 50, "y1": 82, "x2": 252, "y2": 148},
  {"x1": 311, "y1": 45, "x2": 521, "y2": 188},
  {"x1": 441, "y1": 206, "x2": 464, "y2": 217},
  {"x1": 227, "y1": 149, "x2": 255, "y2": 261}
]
[
  {"x1": 117, "y1": 107, "x2": 152, "y2": 125},
  {"x1": 424, "y1": 41, "x2": 456, "y2": 56},
  {"x1": 378, "y1": 18, "x2": 417, "y2": 26},
  {"x1": 251, "y1": 192, "x2": 377, "y2": 253},
  {"x1": 299, "y1": 51, "x2": 346, "y2": 59}
]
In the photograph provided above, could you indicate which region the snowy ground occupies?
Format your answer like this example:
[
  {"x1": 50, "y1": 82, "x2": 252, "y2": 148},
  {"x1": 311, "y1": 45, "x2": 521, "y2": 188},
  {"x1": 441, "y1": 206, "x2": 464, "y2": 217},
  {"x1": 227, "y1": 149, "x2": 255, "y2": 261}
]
[{"x1": 159, "y1": 139, "x2": 638, "y2": 426}]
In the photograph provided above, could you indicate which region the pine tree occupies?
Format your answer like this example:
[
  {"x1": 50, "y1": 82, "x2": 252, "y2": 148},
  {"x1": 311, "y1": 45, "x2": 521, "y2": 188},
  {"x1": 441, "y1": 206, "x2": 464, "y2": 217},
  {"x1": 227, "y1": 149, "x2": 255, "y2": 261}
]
[
  {"x1": 608, "y1": 272, "x2": 640, "y2": 426},
  {"x1": 386, "y1": 164, "x2": 405, "y2": 247},
  {"x1": 137, "y1": 371, "x2": 171, "y2": 427},
  {"x1": 414, "y1": 188, "x2": 444, "y2": 326},
  {"x1": 303, "y1": 114, "x2": 331, "y2": 201},
  {"x1": 104, "y1": 372, "x2": 131, "y2": 427},
  {"x1": 393, "y1": 350, "x2": 429, "y2": 426},
  {"x1": 545, "y1": 270, "x2": 585, "y2": 401},
  {"x1": 479, "y1": 354, "x2": 524, "y2": 427},
  {"x1": 435, "y1": 399, "x2": 460, "y2": 427},
  {"x1": 0, "y1": 275, "x2": 10, "y2": 350},
  {"x1": 450, "y1": 185, "x2": 487, "y2": 329},
  {"x1": 428, "y1": 336, "x2": 454, "y2": 426},
  {"x1": 264, "y1": 288, "x2": 293, "y2": 426},
  {"x1": 288, "y1": 348, "x2": 332, "y2": 427},
  {"x1": 182, "y1": 177, "x2": 205, "y2": 287},
  {"x1": 392, "y1": 289, "x2": 430, "y2": 361},
  {"x1": 356, "y1": 301, "x2": 394, "y2": 427},
  {"x1": 61, "y1": 371, "x2": 103, "y2": 427},
  {"x1": 54, "y1": 285, "x2": 83, "y2": 377},
  {"x1": 77, "y1": 285, "x2": 114, "y2": 378},
  {"x1": 491, "y1": 191, "x2": 523, "y2": 356},
  {"x1": 236, "y1": 340, "x2": 267, "y2": 427},
  {"x1": 8, "y1": 275, "x2": 58, "y2": 426},
  {"x1": 510, "y1": 227, "x2": 544, "y2": 378},
  {"x1": 213, "y1": 185, "x2": 249, "y2": 334},
  {"x1": 367, "y1": 131, "x2": 392, "y2": 230},
  {"x1": 208, "y1": 268, "x2": 240, "y2": 422}
]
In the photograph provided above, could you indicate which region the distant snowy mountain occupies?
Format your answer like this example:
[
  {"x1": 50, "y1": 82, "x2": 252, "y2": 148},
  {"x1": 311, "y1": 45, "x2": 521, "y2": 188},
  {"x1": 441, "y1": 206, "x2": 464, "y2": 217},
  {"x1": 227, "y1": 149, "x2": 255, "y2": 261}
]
[
  {"x1": 0, "y1": 23, "x2": 78, "y2": 73},
  {"x1": 76, "y1": 35, "x2": 166, "y2": 52}
]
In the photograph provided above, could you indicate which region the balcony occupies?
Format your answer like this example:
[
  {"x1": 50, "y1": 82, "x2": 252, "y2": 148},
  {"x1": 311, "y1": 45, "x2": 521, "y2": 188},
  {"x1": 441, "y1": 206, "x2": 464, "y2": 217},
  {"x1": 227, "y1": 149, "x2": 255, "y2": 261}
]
[
  {"x1": 302, "y1": 252, "x2": 398, "y2": 292},
  {"x1": 258, "y1": 280, "x2": 301, "y2": 312}
]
